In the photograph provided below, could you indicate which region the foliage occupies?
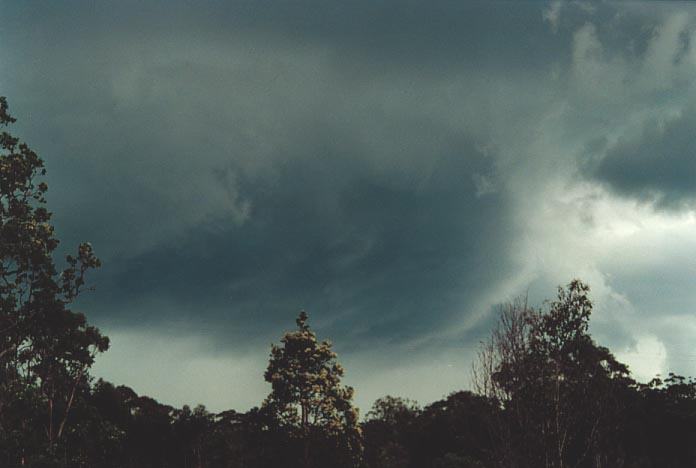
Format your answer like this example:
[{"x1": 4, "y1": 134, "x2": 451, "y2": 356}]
[
  {"x1": 0, "y1": 97, "x2": 108, "y2": 466},
  {"x1": 264, "y1": 311, "x2": 362, "y2": 467},
  {"x1": 366, "y1": 396, "x2": 420, "y2": 427},
  {"x1": 474, "y1": 280, "x2": 635, "y2": 467},
  {"x1": 362, "y1": 396, "x2": 420, "y2": 468}
]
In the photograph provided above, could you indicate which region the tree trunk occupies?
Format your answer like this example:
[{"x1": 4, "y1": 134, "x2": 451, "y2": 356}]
[{"x1": 302, "y1": 403, "x2": 311, "y2": 468}]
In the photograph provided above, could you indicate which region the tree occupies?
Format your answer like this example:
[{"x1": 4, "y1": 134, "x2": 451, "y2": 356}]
[
  {"x1": 361, "y1": 392, "x2": 495, "y2": 468},
  {"x1": 205, "y1": 407, "x2": 281, "y2": 468},
  {"x1": 620, "y1": 374, "x2": 696, "y2": 467},
  {"x1": 263, "y1": 311, "x2": 362, "y2": 468},
  {"x1": 362, "y1": 396, "x2": 420, "y2": 468},
  {"x1": 172, "y1": 404, "x2": 213, "y2": 468},
  {"x1": 412, "y1": 392, "x2": 494, "y2": 468},
  {"x1": 473, "y1": 280, "x2": 632, "y2": 468},
  {"x1": 365, "y1": 396, "x2": 420, "y2": 428},
  {"x1": 0, "y1": 97, "x2": 108, "y2": 464}
]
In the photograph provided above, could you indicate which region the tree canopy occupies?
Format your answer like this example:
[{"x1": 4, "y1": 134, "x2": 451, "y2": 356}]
[
  {"x1": 264, "y1": 311, "x2": 362, "y2": 468},
  {"x1": 0, "y1": 96, "x2": 108, "y2": 466}
]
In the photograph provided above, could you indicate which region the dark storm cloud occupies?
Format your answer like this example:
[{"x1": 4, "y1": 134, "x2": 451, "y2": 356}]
[
  {"x1": 0, "y1": 0, "x2": 551, "y2": 350},
  {"x1": 4, "y1": 0, "x2": 696, "y2": 408},
  {"x1": 3, "y1": 0, "x2": 564, "y2": 71},
  {"x1": 590, "y1": 108, "x2": 696, "y2": 209},
  {"x1": 89, "y1": 138, "x2": 510, "y2": 347}
]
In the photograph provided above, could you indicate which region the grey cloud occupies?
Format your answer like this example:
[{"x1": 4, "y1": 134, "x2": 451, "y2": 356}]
[
  {"x1": 1, "y1": 0, "x2": 529, "y2": 359},
  {"x1": 4, "y1": 0, "x2": 696, "y2": 409},
  {"x1": 590, "y1": 108, "x2": 696, "y2": 209},
  {"x1": 1, "y1": 0, "x2": 563, "y2": 271},
  {"x1": 85, "y1": 140, "x2": 511, "y2": 348}
]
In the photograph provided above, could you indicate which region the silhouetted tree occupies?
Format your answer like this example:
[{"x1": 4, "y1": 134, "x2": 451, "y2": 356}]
[
  {"x1": 618, "y1": 374, "x2": 696, "y2": 467},
  {"x1": 362, "y1": 396, "x2": 420, "y2": 468},
  {"x1": 473, "y1": 280, "x2": 633, "y2": 468},
  {"x1": 0, "y1": 97, "x2": 108, "y2": 466},
  {"x1": 173, "y1": 404, "x2": 213, "y2": 468},
  {"x1": 412, "y1": 392, "x2": 494, "y2": 468}
]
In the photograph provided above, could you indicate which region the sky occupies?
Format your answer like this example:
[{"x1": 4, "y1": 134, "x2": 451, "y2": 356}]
[{"x1": 2, "y1": 0, "x2": 696, "y2": 412}]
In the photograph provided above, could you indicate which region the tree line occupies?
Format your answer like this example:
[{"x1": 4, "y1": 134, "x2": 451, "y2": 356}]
[{"x1": 1, "y1": 96, "x2": 696, "y2": 467}]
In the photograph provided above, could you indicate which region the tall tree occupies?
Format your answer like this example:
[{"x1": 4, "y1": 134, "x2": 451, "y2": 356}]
[
  {"x1": 0, "y1": 97, "x2": 108, "y2": 464},
  {"x1": 473, "y1": 280, "x2": 632, "y2": 468},
  {"x1": 264, "y1": 311, "x2": 362, "y2": 468}
]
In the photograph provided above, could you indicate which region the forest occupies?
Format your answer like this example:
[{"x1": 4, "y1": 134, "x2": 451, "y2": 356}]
[{"x1": 1, "y1": 95, "x2": 696, "y2": 468}]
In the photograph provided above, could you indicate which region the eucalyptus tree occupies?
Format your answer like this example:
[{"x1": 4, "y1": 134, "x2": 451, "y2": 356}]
[
  {"x1": 0, "y1": 97, "x2": 108, "y2": 463},
  {"x1": 473, "y1": 280, "x2": 632, "y2": 468},
  {"x1": 264, "y1": 311, "x2": 362, "y2": 468}
]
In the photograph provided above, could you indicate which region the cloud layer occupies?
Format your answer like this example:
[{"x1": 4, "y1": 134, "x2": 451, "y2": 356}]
[{"x1": 2, "y1": 1, "x2": 696, "y2": 411}]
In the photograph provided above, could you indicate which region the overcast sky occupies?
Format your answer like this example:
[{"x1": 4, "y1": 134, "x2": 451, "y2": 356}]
[{"x1": 2, "y1": 0, "x2": 696, "y2": 412}]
